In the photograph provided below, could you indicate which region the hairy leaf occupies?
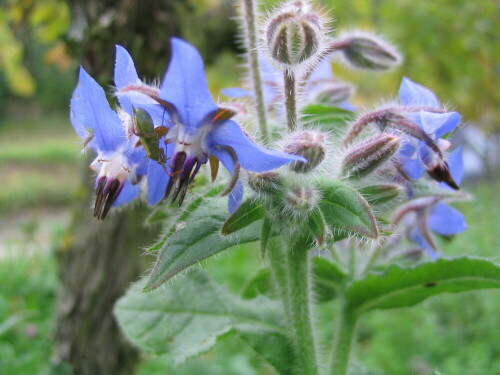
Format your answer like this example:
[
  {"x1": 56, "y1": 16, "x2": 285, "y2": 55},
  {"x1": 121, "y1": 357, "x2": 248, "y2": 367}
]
[
  {"x1": 346, "y1": 257, "x2": 500, "y2": 314},
  {"x1": 221, "y1": 199, "x2": 264, "y2": 235},
  {"x1": 144, "y1": 197, "x2": 260, "y2": 291},
  {"x1": 115, "y1": 271, "x2": 287, "y2": 368}
]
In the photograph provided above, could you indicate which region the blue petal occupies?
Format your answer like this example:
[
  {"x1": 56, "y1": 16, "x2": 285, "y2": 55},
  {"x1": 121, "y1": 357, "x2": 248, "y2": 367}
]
[
  {"x1": 146, "y1": 144, "x2": 172, "y2": 205},
  {"x1": 221, "y1": 87, "x2": 253, "y2": 98},
  {"x1": 206, "y1": 120, "x2": 305, "y2": 172},
  {"x1": 429, "y1": 202, "x2": 467, "y2": 236},
  {"x1": 419, "y1": 111, "x2": 461, "y2": 138},
  {"x1": 114, "y1": 45, "x2": 141, "y2": 90},
  {"x1": 418, "y1": 142, "x2": 435, "y2": 168},
  {"x1": 399, "y1": 140, "x2": 417, "y2": 158},
  {"x1": 399, "y1": 77, "x2": 439, "y2": 107},
  {"x1": 400, "y1": 155, "x2": 426, "y2": 180},
  {"x1": 159, "y1": 38, "x2": 218, "y2": 128},
  {"x1": 410, "y1": 228, "x2": 440, "y2": 260},
  {"x1": 70, "y1": 67, "x2": 124, "y2": 152},
  {"x1": 113, "y1": 180, "x2": 140, "y2": 206},
  {"x1": 212, "y1": 148, "x2": 244, "y2": 213}
]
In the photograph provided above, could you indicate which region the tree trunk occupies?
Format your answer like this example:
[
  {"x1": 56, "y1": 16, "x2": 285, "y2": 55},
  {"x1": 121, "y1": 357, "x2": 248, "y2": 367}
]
[{"x1": 53, "y1": 156, "x2": 153, "y2": 375}]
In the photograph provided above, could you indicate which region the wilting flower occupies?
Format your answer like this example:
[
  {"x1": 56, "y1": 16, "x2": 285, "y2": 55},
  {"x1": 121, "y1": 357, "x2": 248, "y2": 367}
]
[
  {"x1": 117, "y1": 38, "x2": 305, "y2": 212},
  {"x1": 397, "y1": 77, "x2": 461, "y2": 188},
  {"x1": 393, "y1": 146, "x2": 467, "y2": 258},
  {"x1": 70, "y1": 68, "x2": 146, "y2": 219}
]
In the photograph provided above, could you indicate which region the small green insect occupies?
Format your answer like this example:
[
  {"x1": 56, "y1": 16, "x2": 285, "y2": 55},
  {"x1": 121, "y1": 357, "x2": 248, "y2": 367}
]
[{"x1": 133, "y1": 107, "x2": 168, "y2": 164}]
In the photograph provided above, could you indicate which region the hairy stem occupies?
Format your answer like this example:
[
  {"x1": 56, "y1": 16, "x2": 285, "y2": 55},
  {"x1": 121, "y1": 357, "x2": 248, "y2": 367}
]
[
  {"x1": 268, "y1": 235, "x2": 319, "y2": 375},
  {"x1": 242, "y1": 0, "x2": 269, "y2": 142},
  {"x1": 284, "y1": 69, "x2": 298, "y2": 132},
  {"x1": 331, "y1": 299, "x2": 358, "y2": 375}
]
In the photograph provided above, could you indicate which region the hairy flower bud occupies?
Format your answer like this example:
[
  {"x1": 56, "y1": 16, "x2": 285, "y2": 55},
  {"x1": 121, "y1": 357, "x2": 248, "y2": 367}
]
[
  {"x1": 313, "y1": 81, "x2": 354, "y2": 106},
  {"x1": 342, "y1": 133, "x2": 401, "y2": 178},
  {"x1": 282, "y1": 130, "x2": 326, "y2": 173},
  {"x1": 266, "y1": 0, "x2": 323, "y2": 67},
  {"x1": 247, "y1": 171, "x2": 285, "y2": 196},
  {"x1": 335, "y1": 32, "x2": 401, "y2": 70}
]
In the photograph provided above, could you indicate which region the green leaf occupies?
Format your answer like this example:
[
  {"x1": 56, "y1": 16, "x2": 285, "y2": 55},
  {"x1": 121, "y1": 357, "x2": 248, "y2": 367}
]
[
  {"x1": 318, "y1": 180, "x2": 379, "y2": 238},
  {"x1": 346, "y1": 257, "x2": 500, "y2": 314},
  {"x1": 221, "y1": 199, "x2": 264, "y2": 235},
  {"x1": 234, "y1": 325, "x2": 294, "y2": 375},
  {"x1": 241, "y1": 257, "x2": 346, "y2": 303},
  {"x1": 144, "y1": 197, "x2": 260, "y2": 291},
  {"x1": 115, "y1": 270, "x2": 290, "y2": 372},
  {"x1": 302, "y1": 104, "x2": 355, "y2": 132}
]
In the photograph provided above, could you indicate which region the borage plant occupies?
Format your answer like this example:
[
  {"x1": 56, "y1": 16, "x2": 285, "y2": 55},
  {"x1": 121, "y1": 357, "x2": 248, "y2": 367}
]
[{"x1": 70, "y1": 0, "x2": 499, "y2": 374}]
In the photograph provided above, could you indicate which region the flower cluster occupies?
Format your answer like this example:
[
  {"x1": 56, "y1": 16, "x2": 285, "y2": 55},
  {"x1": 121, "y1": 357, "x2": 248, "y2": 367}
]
[{"x1": 70, "y1": 38, "x2": 304, "y2": 219}]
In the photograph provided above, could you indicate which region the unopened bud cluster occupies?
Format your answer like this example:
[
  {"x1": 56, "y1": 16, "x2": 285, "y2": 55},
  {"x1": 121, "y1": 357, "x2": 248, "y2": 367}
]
[
  {"x1": 247, "y1": 171, "x2": 284, "y2": 196},
  {"x1": 282, "y1": 130, "x2": 327, "y2": 173},
  {"x1": 283, "y1": 184, "x2": 319, "y2": 216},
  {"x1": 266, "y1": 0, "x2": 325, "y2": 67}
]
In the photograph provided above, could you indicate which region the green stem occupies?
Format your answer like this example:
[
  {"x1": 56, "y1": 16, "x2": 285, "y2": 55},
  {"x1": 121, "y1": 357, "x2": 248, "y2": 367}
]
[
  {"x1": 268, "y1": 236, "x2": 319, "y2": 375},
  {"x1": 331, "y1": 298, "x2": 358, "y2": 375},
  {"x1": 242, "y1": 0, "x2": 269, "y2": 142},
  {"x1": 284, "y1": 69, "x2": 298, "y2": 131}
]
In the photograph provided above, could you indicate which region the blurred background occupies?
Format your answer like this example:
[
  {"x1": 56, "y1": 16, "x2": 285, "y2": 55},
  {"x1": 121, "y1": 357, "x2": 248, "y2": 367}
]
[{"x1": 0, "y1": 0, "x2": 498, "y2": 374}]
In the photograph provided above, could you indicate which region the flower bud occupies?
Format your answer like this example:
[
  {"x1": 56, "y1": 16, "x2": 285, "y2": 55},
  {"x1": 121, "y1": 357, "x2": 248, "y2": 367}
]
[
  {"x1": 247, "y1": 171, "x2": 285, "y2": 196},
  {"x1": 266, "y1": 0, "x2": 323, "y2": 67},
  {"x1": 283, "y1": 185, "x2": 319, "y2": 216},
  {"x1": 342, "y1": 134, "x2": 401, "y2": 178},
  {"x1": 282, "y1": 130, "x2": 326, "y2": 173},
  {"x1": 335, "y1": 32, "x2": 401, "y2": 70},
  {"x1": 313, "y1": 81, "x2": 354, "y2": 106}
]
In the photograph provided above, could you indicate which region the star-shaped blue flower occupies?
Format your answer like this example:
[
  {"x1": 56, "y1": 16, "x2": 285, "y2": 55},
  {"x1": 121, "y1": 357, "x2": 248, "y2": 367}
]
[
  {"x1": 117, "y1": 38, "x2": 305, "y2": 212},
  {"x1": 397, "y1": 77, "x2": 461, "y2": 188},
  {"x1": 70, "y1": 68, "x2": 146, "y2": 219}
]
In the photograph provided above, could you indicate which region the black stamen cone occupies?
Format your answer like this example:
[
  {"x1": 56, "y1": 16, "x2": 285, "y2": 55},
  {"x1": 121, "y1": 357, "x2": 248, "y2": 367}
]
[
  {"x1": 94, "y1": 177, "x2": 123, "y2": 220},
  {"x1": 427, "y1": 161, "x2": 459, "y2": 190},
  {"x1": 164, "y1": 152, "x2": 200, "y2": 205}
]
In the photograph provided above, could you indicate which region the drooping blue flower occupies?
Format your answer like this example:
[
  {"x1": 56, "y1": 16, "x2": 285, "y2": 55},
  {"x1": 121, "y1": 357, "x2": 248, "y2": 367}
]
[
  {"x1": 119, "y1": 38, "x2": 305, "y2": 212},
  {"x1": 407, "y1": 146, "x2": 467, "y2": 258},
  {"x1": 397, "y1": 78, "x2": 461, "y2": 188},
  {"x1": 70, "y1": 67, "x2": 146, "y2": 219}
]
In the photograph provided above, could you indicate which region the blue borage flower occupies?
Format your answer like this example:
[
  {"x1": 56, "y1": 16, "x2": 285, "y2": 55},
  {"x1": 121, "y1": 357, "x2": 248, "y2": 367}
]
[
  {"x1": 393, "y1": 146, "x2": 467, "y2": 259},
  {"x1": 70, "y1": 68, "x2": 146, "y2": 219},
  {"x1": 114, "y1": 38, "x2": 305, "y2": 213},
  {"x1": 397, "y1": 77, "x2": 461, "y2": 189}
]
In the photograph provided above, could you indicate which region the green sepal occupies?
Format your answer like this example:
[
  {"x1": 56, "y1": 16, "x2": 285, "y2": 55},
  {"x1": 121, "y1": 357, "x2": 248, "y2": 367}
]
[
  {"x1": 359, "y1": 184, "x2": 402, "y2": 205},
  {"x1": 318, "y1": 179, "x2": 379, "y2": 239},
  {"x1": 261, "y1": 215, "x2": 272, "y2": 259},
  {"x1": 307, "y1": 207, "x2": 327, "y2": 245}
]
